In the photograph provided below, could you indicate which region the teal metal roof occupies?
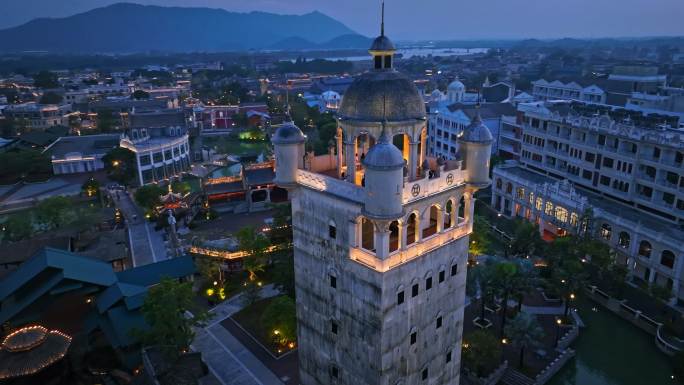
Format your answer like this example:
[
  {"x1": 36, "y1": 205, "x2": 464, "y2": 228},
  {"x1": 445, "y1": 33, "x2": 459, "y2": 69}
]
[
  {"x1": 0, "y1": 247, "x2": 116, "y2": 302},
  {"x1": 116, "y1": 255, "x2": 195, "y2": 286}
]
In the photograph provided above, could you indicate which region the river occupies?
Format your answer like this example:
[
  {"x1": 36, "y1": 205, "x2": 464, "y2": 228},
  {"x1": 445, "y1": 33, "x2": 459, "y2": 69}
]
[{"x1": 549, "y1": 297, "x2": 674, "y2": 385}]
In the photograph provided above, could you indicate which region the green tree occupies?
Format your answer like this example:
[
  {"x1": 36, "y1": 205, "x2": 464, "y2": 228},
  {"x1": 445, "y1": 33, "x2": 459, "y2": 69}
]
[
  {"x1": 262, "y1": 296, "x2": 297, "y2": 344},
  {"x1": 242, "y1": 281, "x2": 261, "y2": 306},
  {"x1": 0, "y1": 149, "x2": 51, "y2": 182},
  {"x1": 134, "y1": 184, "x2": 165, "y2": 211},
  {"x1": 97, "y1": 109, "x2": 116, "y2": 133},
  {"x1": 492, "y1": 261, "x2": 518, "y2": 338},
  {"x1": 462, "y1": 331, "x2": 503, "y2": 377},
  {"x1": 33, "y1": 71, "x2": 59, "y2": 89},
  {"x1": 137, "y1": 278, "x2": 209, "y2": 356},
  {"x1": 470, "y1": 216, "x2": 492, "y2": 257},
  {"x1": 237, "y1": 226, "x2": 269, "y2": 281},
  {"x1": 171, "y1": 180, "x2": 192, "y2": 195},
  {"x1": 471, "y1": 259, "x2": 497, "y2": 324},
  {"x1": 505, "y1": 312, "x2": 545, "y2": 369},
  {"x1": 102, "y1": 147, "x2": 137, "y2": 185},
  {"x1": 35, "y1": 196, "x2": 71, "y2": 229},
  {"x1": 509, "y1": 219, "x2": 543, "y2": 258},
  {"x1": 39, "y1": 91, "x2": 63, "y2": 105},
  {"x1": 82, "y1": 178, "x2": 100, "y2": 197},
  {"x1": 3, "y1": 214, "x2": 33, "y2": 241},
  {"x1": 132, "y1": 90, "x2": 150, "y2": 100}
]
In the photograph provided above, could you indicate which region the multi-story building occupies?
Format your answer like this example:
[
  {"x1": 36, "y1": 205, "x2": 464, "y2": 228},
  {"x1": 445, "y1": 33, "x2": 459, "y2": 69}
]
[
  {"x1": 45, "y1": 134, "x2": 121, "y2": 175},
  {"x1": 272, "y1": 22, "x2": 492, "y2": 385},
  {"x1": 491, "y1": 100, "x2": 684, "y2": 304},
  {"x1": 428, "y1": 101, "x2": 515, "y2": 159},
  {"x1": 119, "y1": 109, "x2": 191, "y2": 185},
  {"x1": 532, "y1": 79, "x2": 606, "y2": 104},
  {"x1": 3, "y1": 103, "x2": 71, "y2": 130}
]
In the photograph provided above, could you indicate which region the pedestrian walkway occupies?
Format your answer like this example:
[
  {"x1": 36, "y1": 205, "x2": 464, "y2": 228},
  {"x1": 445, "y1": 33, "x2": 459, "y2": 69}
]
[
  {"x1": 521, "y1": 304, "x2": 565, "y2": 315},
  {"x1": 191, "y1": 285, "x2": 283, "y2": 385},
  {"x1": 113, "y1": 191, "x2": 168, "y2": 266}
]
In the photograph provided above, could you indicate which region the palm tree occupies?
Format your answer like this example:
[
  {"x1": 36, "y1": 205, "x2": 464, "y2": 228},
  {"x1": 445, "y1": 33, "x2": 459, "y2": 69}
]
[
  {"x1": 513, "y1": 259, "x2": 537, "y2": 312},
  {"x1": 492, "y1": 261, "x2": 518, "y2": 338},
  {"x1": 470, "y1": 259, "x2": 497, "y2": 325},
  {"x1": 237, "y1": 226, "x2": 269, "y2": 281},
  {"x1": 505, "y1": 312, "x2": 545, "y2": 369}
]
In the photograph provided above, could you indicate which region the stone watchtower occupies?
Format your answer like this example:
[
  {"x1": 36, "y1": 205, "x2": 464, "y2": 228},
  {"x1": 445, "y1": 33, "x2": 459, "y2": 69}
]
[{"x1": 273, "y1": 6, "x2": 492, "y2": 385}]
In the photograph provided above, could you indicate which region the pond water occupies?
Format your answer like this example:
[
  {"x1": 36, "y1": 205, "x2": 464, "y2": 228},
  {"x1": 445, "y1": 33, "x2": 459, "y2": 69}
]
[
  {"x1": 548, "y1": 297, "x2": 674, "y2": 385},
  {"x1": 207, "y1": 164, "x2": 242, "y2": 179}
]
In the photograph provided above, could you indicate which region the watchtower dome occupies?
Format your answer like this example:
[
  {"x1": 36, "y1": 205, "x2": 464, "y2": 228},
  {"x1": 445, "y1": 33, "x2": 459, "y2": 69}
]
[
  {"x1": 272, "y1": 119, "x2": 306, "y2": 188},
  {"x1": 458, "y1": 108, "x2": 493, "y2": 188},
  {"x1": 362, "y1": 126, "x2": 404, "y2": 220}
]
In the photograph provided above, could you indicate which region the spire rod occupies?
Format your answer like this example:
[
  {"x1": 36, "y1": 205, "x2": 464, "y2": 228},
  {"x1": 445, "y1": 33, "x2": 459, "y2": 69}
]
[{"x1": 380, "y1": 1, "x2": 385, "y2": 36}]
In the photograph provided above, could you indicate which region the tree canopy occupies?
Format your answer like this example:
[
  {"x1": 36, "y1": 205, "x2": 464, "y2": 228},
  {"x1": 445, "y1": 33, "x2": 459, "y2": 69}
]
[
  {"x1": 33, "y1": 71, "x2": 59, "y2": 89},
  {"x1": 262, "y1": 296, "x2": 297, "y2": 344},
  {"x1": 102, "y1": 147, "x2": 137, "y2": 185},
  {"x1": 134, "y1": 184, "x2": 165, "y2": 211},
  {"x1": 39, "y1": 91, "x2": 63, "y2": 105},
  {"x1": 137, "y1": 278, "x2": 209, "y2": 356}
]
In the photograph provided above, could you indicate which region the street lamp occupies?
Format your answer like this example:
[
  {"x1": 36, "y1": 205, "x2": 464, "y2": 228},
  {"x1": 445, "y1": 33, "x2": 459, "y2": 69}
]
[{"x1": 555, "y1": 318, "x2": 562, "y2": 347}]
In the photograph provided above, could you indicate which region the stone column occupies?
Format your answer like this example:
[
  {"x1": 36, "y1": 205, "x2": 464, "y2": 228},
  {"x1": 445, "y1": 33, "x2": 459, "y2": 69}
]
[
  {"x1": 336, "y1": 128, "x2": 344, "y2": 178},
  {"x1": 436, "y1": 207, "x2": 444, "y2": 233},
  {"x1": 419, "y1": 128, "x2": 427, "y2": 168},
  {"x1": 648, "y1": 268, "x2": 657, "y2": 283},
  {"x1": 400, "y1": 222, "x2": 409, "y2": 250},
  {"x1": 345, "y1": 140, "x2": 356, "y2": 184},
  {"x1": 409, "y1": 141, "x2": 419, "y2": 180},
  {"x1": 375, "y1": 222, "x2": 391, "y2": 260}
]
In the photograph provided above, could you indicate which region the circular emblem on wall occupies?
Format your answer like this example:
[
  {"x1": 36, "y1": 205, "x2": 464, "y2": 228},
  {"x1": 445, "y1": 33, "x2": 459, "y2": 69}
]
[
  {"x1": 446, "y1": 173, "x2": 454, "y2": 185},
  {"x1": 411, "y1": 184, "x2": 421, "y2": 197}
]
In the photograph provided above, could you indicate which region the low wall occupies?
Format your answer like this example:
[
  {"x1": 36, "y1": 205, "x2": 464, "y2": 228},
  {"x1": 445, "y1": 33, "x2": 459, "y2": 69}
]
[
  {"x1": 535, "y1": 348, "x2": 576, "y2": 385},
  {"x1": 465, "y1": 360, "x2": 508, "y2": 385}
]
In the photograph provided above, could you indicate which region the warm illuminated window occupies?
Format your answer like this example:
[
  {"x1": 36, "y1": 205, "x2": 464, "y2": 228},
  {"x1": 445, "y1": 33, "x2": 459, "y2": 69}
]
[
  {"x1": 529, "y1": 191, "x2": 535, "y2": 204},
  {"x1": 544, "y1": 201, "x2": 554, "y2": 216},
  {"x1": 570, "y1": 212, "x2": 578, "y2": 227},
  {"x1": 423, "y1": 205, "x2": 439, "y2": 238},
  {"x1": 554, "y1": 206, "x2": 568, "y2": 223},
  {"x1": 535, "y1": 197, "x2": 543, "y2": 211},
  {"x1": 361, "y1": 217, "x2": 375, "y2": 251},
  {"x1": 389, "y1": 220, "x2": 399, "y2": 252},
  {"x1": 516, "y1": 187, "x2": 525, "y2": 199},
  {"x1": 444, "y1": 200, "x2": 453, "y2": 229}
]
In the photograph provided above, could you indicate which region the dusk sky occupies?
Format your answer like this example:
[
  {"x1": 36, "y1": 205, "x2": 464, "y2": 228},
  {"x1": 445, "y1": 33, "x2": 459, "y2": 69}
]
[{"x1": 2, "y1": 0, "x2": 684, "y2": 40}]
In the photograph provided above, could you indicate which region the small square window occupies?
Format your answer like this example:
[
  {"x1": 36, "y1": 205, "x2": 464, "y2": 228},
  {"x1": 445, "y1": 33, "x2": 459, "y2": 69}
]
[
  {"x1": 410, "y1": 332, "x2": 417, "y2": 345},
  {"x1": 439, "y1": 270, "x2": 445, "y2": 283},
  {"x1": 330, "y1": 275, "x2": 336, "y2": 289},
  {"x1": 397, "y1": 291, "x2": 405, "y2": 305},
  {"x1": 446, "y1": 351, "x2": 452, "y2": 363},
  {"x1": 412, "y1": 284, "x2": 419, "y2": 297},
  {"x1": 451, "y1": 264, "x2": 458, "y2": 276},
  {"x1": 436, "y1": 316, "x2": 442, "y2": 329},
  {"x1": 422, "y1": 368, "x2": 428, "y2": 380},
  {"x1": 331, "y1": 365, "x2": 339, "y2": 378},
  {"x1": 426, "y1": 277, "x2": 433, "y2": 290},
  {"x1": 329, "y1": 224, "x2": 336, "y2": 239},
  {"x1": 331, "y1": 321, "x2": 338, "y2": 334}
]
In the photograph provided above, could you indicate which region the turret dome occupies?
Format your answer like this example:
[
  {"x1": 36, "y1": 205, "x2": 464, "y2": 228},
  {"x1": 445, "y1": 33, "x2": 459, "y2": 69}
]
[
  {"x1": 363, "y1": 131, "x2": 405, "y2": 171},
  {"x1": 369, "y1": 35, "x2": 396, "y2": 52},
  {"x1": 460, "y1": 114, "x2": 493, "y2": 144},
  {"x1": 448, "y1": 80, "x2": 465, "y2": 92},
  {"x1": 272, "y1": 120, "x2": 306, "y2": 144}
]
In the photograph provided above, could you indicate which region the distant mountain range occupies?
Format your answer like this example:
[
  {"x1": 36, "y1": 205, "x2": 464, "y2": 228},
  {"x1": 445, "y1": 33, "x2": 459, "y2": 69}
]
[{"x1": 0, "y1": 2, "x2": 371, "y2": 53}]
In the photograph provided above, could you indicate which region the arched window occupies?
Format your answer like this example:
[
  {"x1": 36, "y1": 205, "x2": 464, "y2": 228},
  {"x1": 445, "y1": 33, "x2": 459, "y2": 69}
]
[
  {"x1": 444, "y1": 200, "x2": 453, "y2": 229},
  {"x1": 407, "y1": 213, "x2": 417, "y2": 246},
  {"x1": 496, "y1": 178, "x2": 502, "y2": 190},
  {"x1": 423, "y1": 205, "x2": 439, "y2": 238},
  {"x1": 506, "y1": 183, "x2": 513, "y2": 194},
  {"x1": 328, "y1": 220, "x2": 337, "y2": 239},
  {"x1": 600, "y1": 223, "x2": 612, "y2": 241},
  {"x1": 389, "y1": 220, "x2": 399, "y2": 253},
  {"x1": 361, "y1": 218, "x2": 375, "y2": 251},
  {"x1": 458, "y1": 196, "x2": 466, "y2": 223},
  {"x1": 638, "y1": 240, "x2": 652, "y2": 258},
  {"x1": 618, "y1": 232, "x2": 630, "y2": 249},
  {"x1": 661, "y1": 250, "x2": 675, "y2": 269}
]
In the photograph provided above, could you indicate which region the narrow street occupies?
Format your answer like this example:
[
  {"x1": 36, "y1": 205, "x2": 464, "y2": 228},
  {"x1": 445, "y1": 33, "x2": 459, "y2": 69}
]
[{"x1": 112, "y1": 190, "x2": 168, "y2": 267}]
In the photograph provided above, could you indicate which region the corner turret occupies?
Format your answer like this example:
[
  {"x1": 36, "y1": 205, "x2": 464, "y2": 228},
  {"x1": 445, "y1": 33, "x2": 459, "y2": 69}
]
[
  {"x1": 272, "y1": 120, "x2": 306, "y2": 188},
  {"x1": 458, "y1": 107, "x2": 493, "y2": 188},
  {"x1": 362, "y1": 125, "x2": 404, "y2": 220}
]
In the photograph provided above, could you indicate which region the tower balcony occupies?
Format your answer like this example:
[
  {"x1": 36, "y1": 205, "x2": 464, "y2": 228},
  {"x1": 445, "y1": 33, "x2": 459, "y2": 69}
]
[{"x1": 350, "y1": 221, "x2": 470, "y2": 272}]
